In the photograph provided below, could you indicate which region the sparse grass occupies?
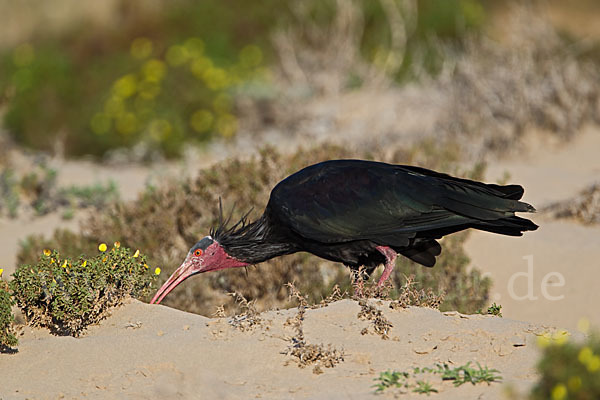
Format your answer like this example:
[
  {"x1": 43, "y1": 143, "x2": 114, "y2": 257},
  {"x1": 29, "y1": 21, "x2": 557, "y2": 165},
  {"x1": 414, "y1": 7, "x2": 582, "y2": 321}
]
[
  {"x1": 390, "y1": 275, "x2": 445, "y2": 310},
  {"x1": 283, "y1": 283, "x2": 344, "y2": 374},
  {"x1": 477, "y1": 302, "x2": 502, "y2": 317},
  {"x1": 358, "y1": 299, "x2": 393, "y2": 340},
  {"x1": 439, "y1": 362, "x2": 502, "y2": 387},
  {"x1": 374, "y1": 362, "x2": 502, "y2": 394},
  {"x1": 413, "y1": 380, "x2": 438, "y2": 395},
  {"x1": 227, "y1": 292, "x2": 263, "y2": 331},
  {"x1": 10, "y1": 244, "x2": 157, "y2": 336}
]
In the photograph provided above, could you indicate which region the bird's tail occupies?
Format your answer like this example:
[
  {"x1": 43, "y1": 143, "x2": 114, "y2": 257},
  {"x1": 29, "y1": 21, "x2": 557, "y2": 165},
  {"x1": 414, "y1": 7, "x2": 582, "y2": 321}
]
[{"x1": 472, "y1": 215, "x2": 538, "y2": 236}]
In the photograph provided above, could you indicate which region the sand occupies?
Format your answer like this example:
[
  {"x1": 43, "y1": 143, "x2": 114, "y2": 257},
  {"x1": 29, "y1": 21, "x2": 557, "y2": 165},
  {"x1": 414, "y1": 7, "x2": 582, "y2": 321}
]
[
  {"x1": 465, "y1": 126, "x2": 600, "y2": 332},
  {"x1": 1, "y1": 298, "x2": 554, "y2": 399}
]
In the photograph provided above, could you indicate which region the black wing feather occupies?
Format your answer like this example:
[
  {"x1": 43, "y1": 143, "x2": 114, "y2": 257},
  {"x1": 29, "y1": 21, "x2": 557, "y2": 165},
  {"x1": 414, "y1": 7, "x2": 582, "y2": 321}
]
[{"x1": 268, "y1": 160, "x2": 536, "y2": 245}]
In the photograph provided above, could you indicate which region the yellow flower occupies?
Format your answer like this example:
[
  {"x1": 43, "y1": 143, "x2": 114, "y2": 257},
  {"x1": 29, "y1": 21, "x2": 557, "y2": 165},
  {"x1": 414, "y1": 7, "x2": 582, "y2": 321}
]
[
  {"x1": 579, "y1": 347, "x2": 593, "y2": 364},
  {"x1": 144, "y1": 264, "x2": 149, "y2": 269},
  {"x1": 551, "y1": 384, "x2": 567, "y2": 400},
  {"x1": 82, "y1": 260, "x2": 87, "y2": 268},
  {"x1": 99, "y1": 243, "x2": 108, "y2": 252},
  {"x1": 154, "y1": 267, "x2": 161, "y2": 275},
  {"x1": 588, "y1": 355, "x2": 600, "y2": 373},
  {"x1": 43, "y1": 249, "x2": 52, "y2": 256},
  {"x1": 537, "y1": 333, "x2": 552, "y2": 348},
  {"x1": 577, "y1": 318, "x2": 590, "y2": 334},
  {"x1": 0, "y1": 268, "x2": 3, "y2": 278},
  {"x1": 552, "y1": 330, "x2": 569, "y2": 346},
  {"x1": 62, "y1": 260, "x2": 68, "y2": 268},
  {"x1": 114, "y1": 241, "x2": 121, "y2": 249},
  {"x1": 133, "y1": 249, "x2": 140, "y2": 258}
]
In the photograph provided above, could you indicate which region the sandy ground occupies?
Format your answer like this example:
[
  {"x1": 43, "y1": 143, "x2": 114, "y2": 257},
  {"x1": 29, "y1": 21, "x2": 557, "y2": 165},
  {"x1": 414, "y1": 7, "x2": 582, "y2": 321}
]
[
  {"x1": 465, "y1": 126, "x2": 600, "y2": 332},
  {"x1": 1, "y1": 298, "x2": 555, "y2": 400}
]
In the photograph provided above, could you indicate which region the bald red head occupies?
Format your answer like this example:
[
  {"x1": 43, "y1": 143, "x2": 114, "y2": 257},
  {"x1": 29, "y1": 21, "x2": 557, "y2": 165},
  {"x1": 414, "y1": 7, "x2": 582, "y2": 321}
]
[{"x1": 150, "y1": 238, "x2": 248, "y2": 305}]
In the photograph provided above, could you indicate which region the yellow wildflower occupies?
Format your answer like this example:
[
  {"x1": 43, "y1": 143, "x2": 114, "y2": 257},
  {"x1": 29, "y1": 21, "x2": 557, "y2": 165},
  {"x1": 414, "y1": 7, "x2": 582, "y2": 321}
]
[
  {"x1": 0, "y1": 268, "x2": 3, "y2": 278},
  {"x1": 62, "y1": 260, "x2": 68, "y2": 268},
  {"x1": 551, "y1": 384, "x2": 567, "y2": 400},
  {"x1": 579, "y1": 347, "x2": 593, "y2": 364},
  {"x1": 114, "y1": 241, "x2": 121, "y2": 249},
  {"x1": 133, "y1": 249, "x2": 140, "y2": 258},
  {"x1": 43, "y1": 249, "x2": 52, "y2": 256},
  {"x1": 144, "y1": 264, "x2": 149, "y2": 269},
  {"x1": 99, "y1": 243, "x2": 107, "y2": 252},
  {"x1": 537, "y1": 333, "x2": 552, "y2": 348},
  {"x1": 154, "y1": 267, "x2": 161, "y2": 275},
  {"x1": 82, "y1": 260, "x2": 87, "y2": 268},
  {"x1": 577, "y1": 318, "x2": 590, "y2": 334},
  {"x1": 552, "y1": 330, "x2": 569, "y2": 346},
  {"x1": 588, "y1": 355, "x2": 600, "y2": 372}
]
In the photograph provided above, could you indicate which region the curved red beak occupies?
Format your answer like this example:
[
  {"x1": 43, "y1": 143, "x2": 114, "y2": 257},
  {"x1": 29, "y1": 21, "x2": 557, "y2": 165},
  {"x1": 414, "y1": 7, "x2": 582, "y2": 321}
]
[{"x1": 150, "y1": 256, "x2": 196, "y2": 305}]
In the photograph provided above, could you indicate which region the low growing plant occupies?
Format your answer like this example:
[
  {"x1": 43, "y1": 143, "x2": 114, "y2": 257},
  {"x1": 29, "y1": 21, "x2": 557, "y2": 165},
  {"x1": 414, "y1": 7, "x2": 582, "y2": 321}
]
[
  {"x1": 10, "y1": 244, "x2": 157, "y2": 336},
  {"x1": 0, "y1": 277, "x2": 18, "y2": 349},
  {"x1": 374, "y1": 362, "x2": 501, "y2": 395},
  {"x1": 530, "y1": 329, "x2": 600, "y2": 400},
  {"x1": 477, "y1": 302, "x2": 502, "y2": 317}
]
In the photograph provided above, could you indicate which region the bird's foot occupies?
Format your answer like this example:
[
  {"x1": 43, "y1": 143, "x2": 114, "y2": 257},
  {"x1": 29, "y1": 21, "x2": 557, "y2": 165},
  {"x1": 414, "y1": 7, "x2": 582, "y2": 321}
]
[{"x1": 376, "y1": 246, "x2": 397, "y2": 287}]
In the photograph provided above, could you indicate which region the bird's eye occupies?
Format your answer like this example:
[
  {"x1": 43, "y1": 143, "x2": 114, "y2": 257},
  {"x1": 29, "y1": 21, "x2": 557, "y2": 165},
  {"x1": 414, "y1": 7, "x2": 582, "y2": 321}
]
[{"x1": 194, "y1": 249, "x2": 203, "y2": 256}]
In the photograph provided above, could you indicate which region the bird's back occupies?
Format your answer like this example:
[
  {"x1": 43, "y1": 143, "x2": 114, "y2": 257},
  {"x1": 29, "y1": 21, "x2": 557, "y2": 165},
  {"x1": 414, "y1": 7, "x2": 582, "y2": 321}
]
[{"x1": 265, "y1": 159, "x2": 536, "y2": 267}]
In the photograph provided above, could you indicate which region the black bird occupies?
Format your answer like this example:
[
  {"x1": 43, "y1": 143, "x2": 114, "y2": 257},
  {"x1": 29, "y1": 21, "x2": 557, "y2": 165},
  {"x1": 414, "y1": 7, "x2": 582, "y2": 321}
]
[{"x1": 151, "y1": 160, "x2": 537, "y2": 304}]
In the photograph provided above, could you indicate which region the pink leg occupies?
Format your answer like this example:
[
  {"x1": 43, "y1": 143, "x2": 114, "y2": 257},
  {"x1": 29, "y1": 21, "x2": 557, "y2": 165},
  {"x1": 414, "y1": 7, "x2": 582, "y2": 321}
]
[{"x1": 376, "y1": 246, "x2": 397, "y2": 286}]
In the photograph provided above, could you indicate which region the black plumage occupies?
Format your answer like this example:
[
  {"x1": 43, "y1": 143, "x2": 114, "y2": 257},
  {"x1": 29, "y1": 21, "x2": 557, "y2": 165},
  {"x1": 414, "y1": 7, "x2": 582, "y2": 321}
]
[
  {"x1": 151, "y1": 159, "x2": 538, "y2": 304},
  {"x1": 216, "y1": 159, "x2": 537, "y2": 272}
]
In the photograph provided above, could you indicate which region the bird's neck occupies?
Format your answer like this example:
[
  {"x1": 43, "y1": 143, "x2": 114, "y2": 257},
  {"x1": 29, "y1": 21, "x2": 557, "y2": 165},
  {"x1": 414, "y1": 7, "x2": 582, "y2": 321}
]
[{"x1": 216, "y1": 214, "x2": 298, "y2": 264}]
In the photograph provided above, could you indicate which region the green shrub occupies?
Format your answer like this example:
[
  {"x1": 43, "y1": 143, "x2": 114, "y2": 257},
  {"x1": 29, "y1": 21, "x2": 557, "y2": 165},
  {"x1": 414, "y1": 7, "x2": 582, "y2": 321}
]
[
  {"x1": 0, "y1": 278, "x2": 18, "y2": 349},
  {"x1": 16, "y1": 143, "x2": 489, "y2": 316},
  {"x1": 0, "y1": 1, "x2": 485, "y2": 159},
  {"x1": 530, "y1": 331, "x2": 600, "y2": 400},
  {"x1": 10, "y1": 245, "x2": 157, "y2": 336},
  {"x1": 0, "y1": 159, "x2": 119, "y2": 219},
  {"x1": 0, "y1": 2, "x2": 273, "y2": 159},
  {"x1": 477, "y1": 302, "x2": 502, "y2": 317},
  {"x1": 0, "y1": 168, "x2": 20, "y2": 218}
]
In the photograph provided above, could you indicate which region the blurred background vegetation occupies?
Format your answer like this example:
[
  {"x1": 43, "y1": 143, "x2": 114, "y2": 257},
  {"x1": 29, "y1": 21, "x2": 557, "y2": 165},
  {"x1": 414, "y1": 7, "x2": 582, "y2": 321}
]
[{"x1": 0, "y1": 0, "x2": 488, "y2": 159}]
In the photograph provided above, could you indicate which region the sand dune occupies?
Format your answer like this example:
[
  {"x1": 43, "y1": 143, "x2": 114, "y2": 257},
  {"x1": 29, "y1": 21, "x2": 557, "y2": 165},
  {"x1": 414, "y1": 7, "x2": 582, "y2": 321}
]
[
  {"x1": 466, "y1": 126, "x2": 600, "y2": 332},
  {"x1": 2, "y1": 299, "x2": 554, "y2": 399}
]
